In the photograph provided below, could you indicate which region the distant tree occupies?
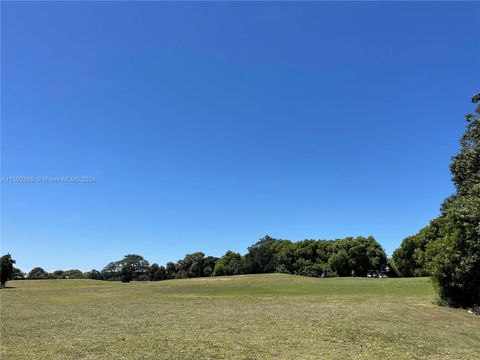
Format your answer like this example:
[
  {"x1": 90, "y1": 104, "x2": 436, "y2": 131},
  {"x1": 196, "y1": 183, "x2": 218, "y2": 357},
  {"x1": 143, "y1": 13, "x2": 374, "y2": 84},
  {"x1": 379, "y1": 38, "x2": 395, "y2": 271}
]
[
  {"x1": 316, "y1": 240, "x2": 335, "y2": 264},
  {"x1": 101, "y1": 261, "x2": 122, "y2": 281},
  {"x1": 213, "y1": 251, "x2": 244, "y2": 276},
  {"x1": 149, "y1": 263, "x2": 167, "y2": 281},
  {"x1": 291, "y1": 239, "x2": 326, "y2": 276},
  {"x1": 102, "y1": 254, "x2": 150, "y2": 281},
  {"x1": 1, "y1": 254, "x2": 16, "y2": 287},
  {"x1": 329, "y1": 236, "x2": 387, "y2": 276},
  {"x1": 124, "y1": 255, "x2": 150, "y2": 280},
  {"x1": 203, "y1": 265, "x2": 213, "y2": 277},
  {"x1": 179, "y1": 252, "x2": 206, "y2": 277},
  {"x1": 166, "y1": 262, "x2": 176, "y2": 279},
  {"x1": 392, "y1": 235, "x2": 421, "y2": 277},
  {"x1": 275, "y1": 264, "x2": 290, "y2": 274},
  {"x1": 271, "y1": 240, "x2": 296, "y2": 274},
  {"x1": 203, "y1": 256, "x2": 218, "y2": 277},
  {"x1": 156, "y1": 266, "x2": 167, "y2": 280},
  {"x1": 294, "y1": 258, "x2": 320, "y2": 277},
  {"x1": 328, "y1": 249, "x2": 350, "y2": 276},
  {"x1": 121, "y1": 264, "x2": 133, "y2": 283},
  {"x1": 28, "y1": 267, "x2": 49, "y2": 279},
  {"x1": 149, "y1": 263, "x2": 160, "y2": 281},
  {"x1": 174, "y1": 267, "x2": 188, "y2": 279},
  {"x1": 84, "y1": 269, "x2": 102, "y2": 280},
  {"x1": 63, "y1": 269, "x2": 84, "y2": 279},
  {"x1": 359, "y1": 236, "x2": 387, "y2": 274},
  {"x1": 392, "y1": 218, "x2": 443, "y2": 277},
  {"x1": 244, "y1": 235, "x2": 277, "y2": 273},
  {"x1": 53, "y1": 270, "x2": 65, "y2": 279},
  {"x1": 294, "y1": 240, "x2": 318, "y2": 264}
]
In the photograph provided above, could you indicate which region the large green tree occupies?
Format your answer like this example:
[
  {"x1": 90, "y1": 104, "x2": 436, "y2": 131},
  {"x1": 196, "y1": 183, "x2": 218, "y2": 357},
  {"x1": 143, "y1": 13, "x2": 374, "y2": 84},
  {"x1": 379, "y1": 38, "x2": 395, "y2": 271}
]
[
  {"x1": 178, "y1": 252, "x2": 206, "y2": 278},
  {"x1": 149, "y1": 263, "x2": 167, "y2": 281},
  {"x1": 328, "y1": 236, "x2": 387, "y2": 276},
  {"x1": 166, "y1": 262, "x2": 176, "y2": 279},
  {"x1": 84, "y1": 269, "x2": 101, "y2": 280},
  {"x1": 213, "y1": 251, "x2": 244, "y2": 276},
  {"x1": 63, "y1": 269, "x2": 84, "y2": 279},
  {"x1": 426, "y1": 94, "x2": 480, "y2": 307},
  {"x1": 101, "y1": 254, "x2": 150, "y2": 281},
  {"x1": 0, "y1": 254, "x2": 16, "y2": 287},
  {"x1": 244, "y1": 235, "x2": 277, "y2": 274},
  {"x1": 28, "y1": 267, "x2": 49, "y2": 279}
]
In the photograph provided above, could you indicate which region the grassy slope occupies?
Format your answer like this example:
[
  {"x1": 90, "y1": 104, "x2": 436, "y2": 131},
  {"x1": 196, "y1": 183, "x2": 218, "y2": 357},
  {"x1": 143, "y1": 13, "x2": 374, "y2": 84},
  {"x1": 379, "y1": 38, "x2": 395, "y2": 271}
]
[{"x1": 1, "y1": 274, "x2": 479, "y2": 359}]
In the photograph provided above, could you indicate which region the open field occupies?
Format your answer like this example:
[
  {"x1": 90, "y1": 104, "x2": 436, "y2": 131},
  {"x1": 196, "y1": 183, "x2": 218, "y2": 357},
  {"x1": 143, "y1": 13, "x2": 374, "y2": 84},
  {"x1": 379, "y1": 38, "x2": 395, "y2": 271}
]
[{"x1": 1, "y1": 274, "x2": 479, "y2": 359}]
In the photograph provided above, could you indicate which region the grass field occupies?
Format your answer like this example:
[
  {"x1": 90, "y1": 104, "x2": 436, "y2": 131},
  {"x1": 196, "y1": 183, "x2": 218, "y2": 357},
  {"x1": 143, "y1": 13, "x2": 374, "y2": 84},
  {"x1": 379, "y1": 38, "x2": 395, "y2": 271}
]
[{"x1": 1, "y1": 274, "x2": 479, "y2": 359}]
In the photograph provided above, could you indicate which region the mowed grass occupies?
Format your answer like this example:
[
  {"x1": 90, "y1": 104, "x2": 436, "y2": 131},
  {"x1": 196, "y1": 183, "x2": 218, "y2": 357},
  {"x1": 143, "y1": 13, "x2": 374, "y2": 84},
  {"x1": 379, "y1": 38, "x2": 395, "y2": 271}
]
[{"x1": 1, "y1": 275, "x2": 479, "y2": 359}]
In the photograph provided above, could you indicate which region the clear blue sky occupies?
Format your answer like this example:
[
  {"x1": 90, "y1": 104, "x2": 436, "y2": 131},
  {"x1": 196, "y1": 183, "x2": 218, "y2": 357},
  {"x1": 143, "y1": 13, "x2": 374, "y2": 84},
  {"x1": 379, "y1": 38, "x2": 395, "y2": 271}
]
[{"x1": 2, "y1": 2, "x2": 479, "y2": 272}]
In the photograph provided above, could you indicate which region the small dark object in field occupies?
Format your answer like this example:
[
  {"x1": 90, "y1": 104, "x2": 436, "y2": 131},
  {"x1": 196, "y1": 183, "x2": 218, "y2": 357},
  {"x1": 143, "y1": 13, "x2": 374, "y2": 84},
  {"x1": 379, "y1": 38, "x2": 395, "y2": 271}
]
[{"x1": 471, "y1": 305, "x2": 480, "y2": 315}]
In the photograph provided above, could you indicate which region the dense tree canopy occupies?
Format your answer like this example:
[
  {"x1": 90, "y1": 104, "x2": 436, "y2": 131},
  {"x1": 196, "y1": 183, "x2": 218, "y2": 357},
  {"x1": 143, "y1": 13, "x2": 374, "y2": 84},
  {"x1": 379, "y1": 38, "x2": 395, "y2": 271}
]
[
  {"x1": 213, "y1": 251, "x2": 244, "y2": 276},
  {"x1": 244, "y1": 236, "x2": 277, "y2": 274},
  {"x1": 213, "y1": 235, "x2": 386, "y2": 278},
  {"x1": 84, "y1": 269, "x2": 101, "y2": 280},
  {"x1": 1, "y1": 254, "x2": 16, "y2": 287},
  {"x1": 392, "y1": 218, "x2": 443, "y2": 277},
  {"x1": 427, "y1": 186, "x2": 480, "y2": 307},
  {"x1": 149, "y1": 263, "x2": 166, "y2": 281},
  {"x1": 450, "y1": 93, "x2": 480, "y2": 195},
  {"x1": 101, "y1": 254, "x2": 150, "y2": 281},
  {"x1": 28, "y1": 267, "x2": 49, "y2": 279}
]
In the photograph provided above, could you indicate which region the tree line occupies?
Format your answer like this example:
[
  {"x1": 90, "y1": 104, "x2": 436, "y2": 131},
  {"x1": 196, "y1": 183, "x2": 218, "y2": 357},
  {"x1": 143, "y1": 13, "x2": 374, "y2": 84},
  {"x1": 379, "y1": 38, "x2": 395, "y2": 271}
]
[{"x1": 1, "y1": 235, "x2": 391, "y2": 286}]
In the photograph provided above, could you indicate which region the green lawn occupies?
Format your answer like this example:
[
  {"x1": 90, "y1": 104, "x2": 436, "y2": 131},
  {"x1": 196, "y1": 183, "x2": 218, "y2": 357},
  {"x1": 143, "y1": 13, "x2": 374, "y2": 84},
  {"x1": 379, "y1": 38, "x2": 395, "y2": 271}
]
[{"x1": 1, "y1": 274, "x2": 479, "y2": 359}]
